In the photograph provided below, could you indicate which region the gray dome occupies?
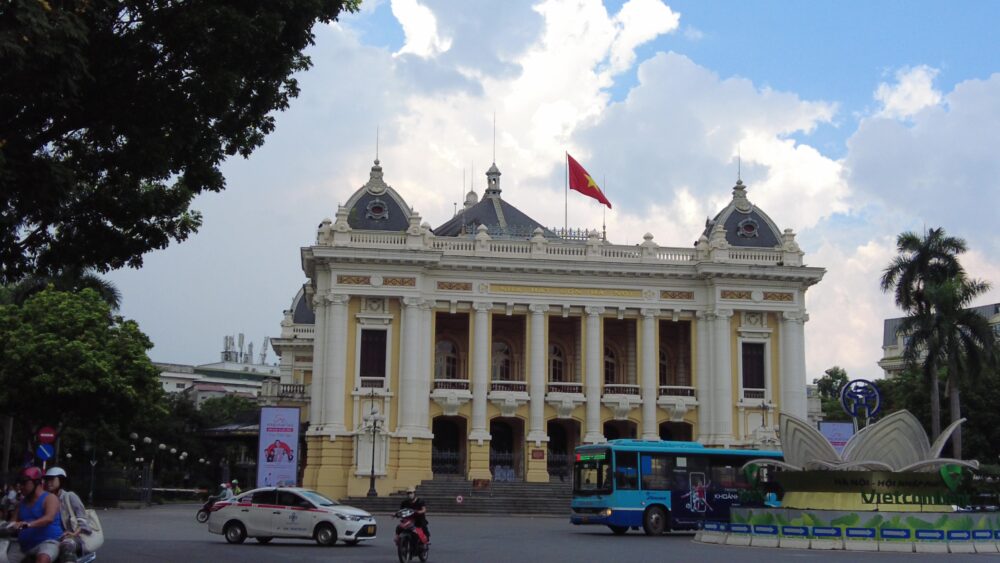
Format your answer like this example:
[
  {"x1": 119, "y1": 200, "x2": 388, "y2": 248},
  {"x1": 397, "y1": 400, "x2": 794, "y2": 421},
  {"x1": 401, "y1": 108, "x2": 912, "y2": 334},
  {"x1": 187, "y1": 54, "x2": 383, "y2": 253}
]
[
  {"x1": 342, "y1": 159, "x2": 413, "y2": 231},
  {"x1": 291, "y1": 286, "x2": 314, "y2": 324},
  {"x1": 702, "y1": 180, "x2": 782, "y2": 247}
]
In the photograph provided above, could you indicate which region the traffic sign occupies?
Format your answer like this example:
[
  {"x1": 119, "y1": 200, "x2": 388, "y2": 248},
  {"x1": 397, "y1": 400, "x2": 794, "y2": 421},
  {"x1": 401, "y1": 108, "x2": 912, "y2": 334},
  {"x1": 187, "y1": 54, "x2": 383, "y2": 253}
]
[
  {"x1": 36, "y1": 444, "x2": 54, "y2": 461},
  {"x1": 37, "y1": 426, "x2": 56, "y2": 444},
  {"x1": 456, "y1": 495, "x2": 464, "y2": 504}
]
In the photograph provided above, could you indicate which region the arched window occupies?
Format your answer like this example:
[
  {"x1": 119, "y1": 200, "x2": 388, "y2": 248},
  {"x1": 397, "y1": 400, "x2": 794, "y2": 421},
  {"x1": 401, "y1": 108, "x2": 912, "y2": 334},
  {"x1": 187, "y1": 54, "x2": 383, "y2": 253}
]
[
  {"x1": 549, "y1": 344, "x2": 565, "y2": 382},
  {"x1": 604, "y1": 346, "x2": 617, "y2": 385},
  {"x1": 435, "y1": 339, "x2": 460, "y2": 380},
  {"x1": 492, "y1": 340, "x2": 512, "y2": 381}
]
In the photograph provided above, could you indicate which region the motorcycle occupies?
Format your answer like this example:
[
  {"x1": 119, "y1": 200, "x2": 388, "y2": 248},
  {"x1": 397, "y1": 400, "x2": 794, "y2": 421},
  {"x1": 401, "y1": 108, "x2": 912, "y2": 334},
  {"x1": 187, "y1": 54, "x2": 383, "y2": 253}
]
[
  {"x1": 393, "y1": 508, "x2": 429, "y2": 563},
  {"x1": 0, "y1": 521, "x2": 97, "y2": 563},
  {"x1": 195, "y1": 498, "x2": 217, "y2": 524}
]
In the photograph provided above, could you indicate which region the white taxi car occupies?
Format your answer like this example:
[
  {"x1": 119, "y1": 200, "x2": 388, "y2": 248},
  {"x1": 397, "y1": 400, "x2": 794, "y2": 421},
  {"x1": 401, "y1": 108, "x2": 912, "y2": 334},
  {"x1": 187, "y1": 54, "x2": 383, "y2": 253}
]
[{"x1": 207, "y1": 487, "x2": 377, "y2": 546}]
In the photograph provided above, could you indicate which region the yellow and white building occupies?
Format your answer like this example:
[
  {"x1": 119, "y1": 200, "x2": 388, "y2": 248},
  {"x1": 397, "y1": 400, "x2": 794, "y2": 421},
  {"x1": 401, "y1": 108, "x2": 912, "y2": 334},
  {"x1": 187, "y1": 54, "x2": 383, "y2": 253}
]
[{"x1": 271, "y1": 158, "x2": 825, "y2": 499}]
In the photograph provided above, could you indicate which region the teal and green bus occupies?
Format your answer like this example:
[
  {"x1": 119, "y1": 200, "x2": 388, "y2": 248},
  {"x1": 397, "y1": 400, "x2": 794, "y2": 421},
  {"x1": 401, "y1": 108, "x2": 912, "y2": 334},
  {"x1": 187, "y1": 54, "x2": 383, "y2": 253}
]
[{"x1": 570, "y1": 440, "x2": 781, "y2": 535}]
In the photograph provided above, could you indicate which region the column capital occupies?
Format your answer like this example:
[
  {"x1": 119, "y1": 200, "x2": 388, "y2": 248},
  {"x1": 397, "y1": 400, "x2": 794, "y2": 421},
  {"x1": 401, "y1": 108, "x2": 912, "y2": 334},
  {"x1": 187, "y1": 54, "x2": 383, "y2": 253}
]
[
  {"x1": 695, "y1": 310, "x2": 713, "y2": 320},
  {"x1": 473, "y1": 301, "x2": 493, "y2": 313},
  {"x1": 402, "y1": 296, "x2": 422, "y2": 308},
  {"x1": 714, "y1": 308, "x2": 734, "y2": 319},
  {"x1": 326, "y1": 293, "x2": 350, "y2": 306},
  {"x1": 528, "y1": 303, "x2": 550, "y2": 315},
  {"x1": 640, "y1": 307, "x2": 659, "y2": 319},
  {"x1": 782, "y1": 310, "x2": 806, "y2": 323},
  {"x1": 584, "y1": 305, "x2": 605, "y2": 317}
]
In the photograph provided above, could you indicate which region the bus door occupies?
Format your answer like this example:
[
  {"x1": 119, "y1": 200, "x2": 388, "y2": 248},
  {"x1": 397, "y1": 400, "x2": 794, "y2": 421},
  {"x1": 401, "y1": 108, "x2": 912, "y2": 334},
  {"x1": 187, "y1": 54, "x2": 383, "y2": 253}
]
[
  {"x1": 668, "y1": 455, "x2": 711, "y2": 527},
  {"x1": 612, "y1": 450, "x2": 642, "y2": 525}
]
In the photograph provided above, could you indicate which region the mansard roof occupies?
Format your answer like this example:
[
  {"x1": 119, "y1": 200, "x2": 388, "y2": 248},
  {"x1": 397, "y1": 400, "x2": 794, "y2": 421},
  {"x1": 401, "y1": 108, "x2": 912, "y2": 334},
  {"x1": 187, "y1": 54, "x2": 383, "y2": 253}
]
[
  {"x1": 342, "y1": 159, "x2": 413, "y2": 231},
  {"x1": 702, "y1": 180, "x2": 782, "y2": 248},
  {"x1": 291, "y1": 285, "x2": 315, "y2": 325}
]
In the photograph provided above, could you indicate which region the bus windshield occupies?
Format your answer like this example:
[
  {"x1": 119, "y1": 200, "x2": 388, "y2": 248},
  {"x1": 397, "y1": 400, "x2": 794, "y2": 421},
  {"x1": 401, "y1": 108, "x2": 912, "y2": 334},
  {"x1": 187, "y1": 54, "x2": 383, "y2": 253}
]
[{"x1": 574, "y1": 449, "x2": 612, "y2": 495}]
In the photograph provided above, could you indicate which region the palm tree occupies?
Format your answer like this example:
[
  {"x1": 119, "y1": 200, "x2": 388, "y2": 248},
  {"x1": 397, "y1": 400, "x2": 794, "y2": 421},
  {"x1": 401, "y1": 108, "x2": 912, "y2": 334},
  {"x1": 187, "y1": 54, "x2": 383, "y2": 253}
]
[
  {"x1": 899, "y1": 276, "x2": 996, "y2": 457},
  {"x1": 881, "y1": 228, "x2": 968, "y2": 440},
  {"x1": 1, "y1": 267, "x2": 121, "y2": 310}
]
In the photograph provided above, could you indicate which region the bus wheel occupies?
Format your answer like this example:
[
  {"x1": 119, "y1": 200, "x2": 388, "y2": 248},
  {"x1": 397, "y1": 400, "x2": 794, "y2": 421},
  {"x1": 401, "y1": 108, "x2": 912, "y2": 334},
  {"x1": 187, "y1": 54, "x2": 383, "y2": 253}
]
[
  {"x1": 608, "y1": 525, "x2": 628, "y2": 535},
  {"x1": 642, "y1": 506, "x2": 668, "y2": 535}
]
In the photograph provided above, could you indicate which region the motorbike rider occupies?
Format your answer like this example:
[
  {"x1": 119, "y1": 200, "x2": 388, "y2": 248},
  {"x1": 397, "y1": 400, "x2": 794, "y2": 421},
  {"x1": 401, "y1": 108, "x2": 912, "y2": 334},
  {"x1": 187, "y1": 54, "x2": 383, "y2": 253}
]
[
  {"x1": 7, "y1": 466, "x2": 63, "y2": 563},
  {"x1": 230, "y1": 480, "x2": 241, "y2": 496},
  {"x1": 399, "y1": 486, "x2": 429, "y2": 542},
  {"x1": 44, "y1": 467, "x2": 92, "y2": 563}
]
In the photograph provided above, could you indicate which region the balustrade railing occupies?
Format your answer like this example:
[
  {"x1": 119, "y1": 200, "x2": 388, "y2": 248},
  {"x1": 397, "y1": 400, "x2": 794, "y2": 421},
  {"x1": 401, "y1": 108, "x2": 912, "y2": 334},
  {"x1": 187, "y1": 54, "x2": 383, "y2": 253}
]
[
  {"x1": 658, "y1": 386, "x2": 696, "y2": 398},
  {"x1": 433, "y1": 379, "x2": 470, "y2": 391},
  {"x1": 490, "y1": 381, "x2": 527, "y2": 393},
  {"x1": 743, "y1": 388, "x2": 766, "y2": 400},
  {"x1": 603, "y1": 383, "x2": 640, "y2": 395},
  {"x1": 547, "y1": 382, "x2": 583, "y2": 394},
  {"x1": 359, "y1": 377, "x2": 385, "y2": 389},
  {"x1": 279, "y1": 383, "x2": 306, "y2": 397}
]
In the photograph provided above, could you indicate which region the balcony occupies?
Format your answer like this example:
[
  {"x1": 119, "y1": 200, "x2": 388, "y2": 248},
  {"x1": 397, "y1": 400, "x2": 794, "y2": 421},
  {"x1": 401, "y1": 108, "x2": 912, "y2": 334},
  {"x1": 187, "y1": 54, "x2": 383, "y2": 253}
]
[
  {"x1": 602, "y1": 384, "x2": 640, "y2": 396},
  {"x1": 491, "y1": 381, "x2": 527, "y2": 393},
  {"x1": 547, "y1": 382, "x2": 583, "y2": 394},
  {"x1": 743, "y1": 388, "x2": 766, "y2": 400},
  {"x1": 359, "y1": 377, "x2": 385, "y2": 389},
  {"x1": 658, "y1": 386, "x2": 695, "y2": 398},
  {"x1": 433, "y1": 379, "x2": 470, "y2": 391},
  {"x1": 279, "y1": 383, "x2": 306, "y2": 398}
]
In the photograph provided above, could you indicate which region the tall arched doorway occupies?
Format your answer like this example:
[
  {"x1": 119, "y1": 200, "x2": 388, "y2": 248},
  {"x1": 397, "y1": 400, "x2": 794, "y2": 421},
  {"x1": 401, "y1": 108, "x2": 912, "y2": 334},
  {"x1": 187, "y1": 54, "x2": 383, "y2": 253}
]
[
  {"x1": 659, "y1": 421, "x2": 693, "y2": 442},
  {"x1": 546, "y1": 419, "x2": 580, "y2": 480},
  {"x1": 489, "y1": 418, "x2": 524, "y2": 481},
  {"x1": 603, "y1": 420, "x2": 637, "y2": 441},
  {"x1": 432, "y1": 416, "x2": 467, "y2": 476}
]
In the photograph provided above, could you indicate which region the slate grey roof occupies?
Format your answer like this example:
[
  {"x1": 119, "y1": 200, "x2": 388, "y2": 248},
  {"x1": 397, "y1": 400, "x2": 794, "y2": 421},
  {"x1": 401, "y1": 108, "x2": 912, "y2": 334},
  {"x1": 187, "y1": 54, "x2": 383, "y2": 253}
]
[
  {"x1": 433, "y1": 162, "x2": 559, "y2": 239},
  {"x1": 881, "y1": 302, "x2": 1000, "y2": 347},
  {"x1": 702, "y1": 180, "x2": 782, "y2": 248},
  {"x1": 291, "y1": 285, "x2": 314, "y2": 325},
  {"x1": 342, "y1": 159, "x2": 413, "y2": 232}
]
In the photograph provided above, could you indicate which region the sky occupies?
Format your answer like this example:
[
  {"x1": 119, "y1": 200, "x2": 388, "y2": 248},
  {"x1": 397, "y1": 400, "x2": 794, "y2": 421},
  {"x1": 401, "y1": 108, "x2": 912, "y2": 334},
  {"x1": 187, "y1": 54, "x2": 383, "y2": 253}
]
[{"x1": 108, "y1": 0, "x2": 1000, "y2": 383}]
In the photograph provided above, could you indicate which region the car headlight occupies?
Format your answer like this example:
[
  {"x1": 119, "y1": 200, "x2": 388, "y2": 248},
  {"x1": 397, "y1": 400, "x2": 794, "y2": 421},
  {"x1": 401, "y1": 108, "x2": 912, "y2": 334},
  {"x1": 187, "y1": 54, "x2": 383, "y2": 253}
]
[{"x1": 335, "y1": 514, "x2": 367, "y2": 521}]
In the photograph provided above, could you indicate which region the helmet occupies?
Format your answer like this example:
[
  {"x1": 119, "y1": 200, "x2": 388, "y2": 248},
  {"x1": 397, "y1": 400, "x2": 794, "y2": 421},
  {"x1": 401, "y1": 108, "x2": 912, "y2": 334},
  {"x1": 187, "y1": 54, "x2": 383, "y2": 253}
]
[
  {"x1": 231, "y1": 479, "x2": 238, "y2": 484},
  {"x1": 406, "y1": 486, "x2": 416, "y2": 494},
  {"x1": 19, "y1": 467, "x2": 43, "y2": 483},
  {"x1": 220, "y1": 483, "x2": 228, "y2": 488},
  {"x1": 45, "y1": 467, "x2": 67, "y2": 479}
]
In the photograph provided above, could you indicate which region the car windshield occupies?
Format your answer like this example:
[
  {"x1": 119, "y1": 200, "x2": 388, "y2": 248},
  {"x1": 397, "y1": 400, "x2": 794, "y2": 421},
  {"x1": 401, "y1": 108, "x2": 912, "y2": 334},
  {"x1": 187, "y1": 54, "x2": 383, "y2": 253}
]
[{"x1": 298, "y1": 490, "x2": 340, "y2": 507}]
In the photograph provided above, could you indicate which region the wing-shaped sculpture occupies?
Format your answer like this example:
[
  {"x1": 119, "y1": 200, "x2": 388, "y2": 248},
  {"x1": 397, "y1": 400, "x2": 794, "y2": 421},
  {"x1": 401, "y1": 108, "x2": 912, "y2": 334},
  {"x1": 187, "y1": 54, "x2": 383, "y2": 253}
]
[
  {"x1": 841, "y1": 410, "x2": 930, "y2": 471},
  {"x1": 897, "y1": 458, "x2": 980, "y2": 472},
  {"x1": 928, "y1": 418, "x2": 966, "y2": 459},
  {"x1": 780, "y1": 414, "x2": 841, "y2": 469}
]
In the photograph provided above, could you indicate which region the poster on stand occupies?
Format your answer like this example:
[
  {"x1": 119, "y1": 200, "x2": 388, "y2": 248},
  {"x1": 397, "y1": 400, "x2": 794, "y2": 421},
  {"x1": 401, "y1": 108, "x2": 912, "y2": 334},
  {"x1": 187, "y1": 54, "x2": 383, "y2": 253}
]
[
  {"x1": 818, "y1": 421, "x2": 855, "y2": 455},
  {"x1": 257, "y1": 407, "x2": 300, "y2": 488}
]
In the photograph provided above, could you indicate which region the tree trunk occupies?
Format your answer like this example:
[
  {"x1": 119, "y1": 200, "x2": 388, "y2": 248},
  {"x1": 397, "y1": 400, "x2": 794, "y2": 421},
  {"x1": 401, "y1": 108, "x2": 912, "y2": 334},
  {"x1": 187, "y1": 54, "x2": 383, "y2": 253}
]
[
  {"x1": 949, "y1": 378, "x2": 962, "y2": 459},
  {"x1": 929, "y1": 371, "x2": 941, "y2": 440}
]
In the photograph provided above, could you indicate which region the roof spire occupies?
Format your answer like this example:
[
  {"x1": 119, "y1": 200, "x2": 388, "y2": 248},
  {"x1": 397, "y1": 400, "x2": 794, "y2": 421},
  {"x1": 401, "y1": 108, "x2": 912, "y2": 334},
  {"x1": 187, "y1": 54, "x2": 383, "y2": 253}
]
[
  {"x1": 376, "y1": 125, "x2": 379, "y2": 162},
  {"x1": 737, "y1": 144, "x2": 741, "y2": 183}
]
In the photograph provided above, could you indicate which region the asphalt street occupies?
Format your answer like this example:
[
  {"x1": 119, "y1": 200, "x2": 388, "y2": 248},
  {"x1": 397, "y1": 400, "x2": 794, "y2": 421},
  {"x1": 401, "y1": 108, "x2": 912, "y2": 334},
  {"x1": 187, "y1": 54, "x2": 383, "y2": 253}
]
[{"x1": 95, "y1": 504, "x2": 992, "y2": 563}]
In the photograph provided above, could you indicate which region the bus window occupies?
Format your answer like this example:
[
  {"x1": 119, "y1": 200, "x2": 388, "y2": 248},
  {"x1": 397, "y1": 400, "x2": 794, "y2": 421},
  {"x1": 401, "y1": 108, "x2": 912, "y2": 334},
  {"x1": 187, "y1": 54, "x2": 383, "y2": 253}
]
[
  {"x1": 574, "y1": 449, "x2": 612, "y2": 495},
  {"x1": 614, "y1": 451, "x2": 638, "y2": 491},
  {"x1": 640, "y1": 454, "x2": 674, "y2": 491},
  {"x1": 710, "y1": 457, "x2": 751, "y2": 488}
]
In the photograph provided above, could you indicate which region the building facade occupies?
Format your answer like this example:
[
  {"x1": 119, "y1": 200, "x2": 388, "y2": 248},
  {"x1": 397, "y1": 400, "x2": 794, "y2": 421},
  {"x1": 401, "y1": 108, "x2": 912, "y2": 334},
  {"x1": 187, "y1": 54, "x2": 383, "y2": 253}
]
[
  {"x1": 273, "y1": 159, "x2": 825, "y2": 499},
  {"x1": 878, "y1": 303, "x2": 1000, "y2": 378}
]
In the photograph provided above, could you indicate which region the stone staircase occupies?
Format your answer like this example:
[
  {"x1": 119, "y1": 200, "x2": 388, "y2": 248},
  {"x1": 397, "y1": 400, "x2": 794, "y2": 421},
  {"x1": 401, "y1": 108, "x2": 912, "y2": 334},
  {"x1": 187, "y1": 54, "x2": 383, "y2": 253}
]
[{"x1": 343, "y1": 477, "x2": 574, "y2": 516}]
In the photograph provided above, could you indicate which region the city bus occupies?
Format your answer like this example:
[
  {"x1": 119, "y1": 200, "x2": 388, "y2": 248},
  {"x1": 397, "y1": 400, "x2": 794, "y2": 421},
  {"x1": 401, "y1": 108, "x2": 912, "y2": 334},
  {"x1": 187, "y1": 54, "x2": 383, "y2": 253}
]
[{"x1": 570, "y1": 440, "x2": 782, "y2": 535}]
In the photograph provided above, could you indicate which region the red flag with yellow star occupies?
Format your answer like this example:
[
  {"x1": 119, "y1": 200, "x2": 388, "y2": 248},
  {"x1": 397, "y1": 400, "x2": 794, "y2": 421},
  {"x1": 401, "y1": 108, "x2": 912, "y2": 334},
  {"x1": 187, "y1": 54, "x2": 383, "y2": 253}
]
[{"x1": 567, "y1": 153, "x2": 611, "y2": 209}]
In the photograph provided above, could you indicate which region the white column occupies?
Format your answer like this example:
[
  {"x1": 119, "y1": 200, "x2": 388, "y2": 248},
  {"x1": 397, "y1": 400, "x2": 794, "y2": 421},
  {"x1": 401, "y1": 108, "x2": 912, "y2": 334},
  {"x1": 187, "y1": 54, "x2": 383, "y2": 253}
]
[
  {"x1": 695, "y1": 311, "x2": 712, "y2": 442},
  {"x1": 415, "y1": 300, "x2": 434, "y2": 436},
  {"x1": 308, "y1": 295, "x2": 327, "y2": 432},
  {"x1": 322, "y1": 294, "x2": 350, "y2": 434},
  {"x1": 398, "y1": 297, "x2": 421, "y2": 434},
  {"x1": 527, "y1": 304, "x2": 549, "y2": 444},
  {"x1": 781, "y1": 311, "x2": 808, "y2": 420},
  {"x1": 470, "y1": 302, "x2": 491, "y2": 442},
  {"x1": 640, "y1": 309, "x2": 659, "y2": 440},
  {"x1": 712, "y1": 309, "x2": 734, "y2": 446},
  {"x1": 583, "y1": 306, "x2": 605, "y2": 444}
]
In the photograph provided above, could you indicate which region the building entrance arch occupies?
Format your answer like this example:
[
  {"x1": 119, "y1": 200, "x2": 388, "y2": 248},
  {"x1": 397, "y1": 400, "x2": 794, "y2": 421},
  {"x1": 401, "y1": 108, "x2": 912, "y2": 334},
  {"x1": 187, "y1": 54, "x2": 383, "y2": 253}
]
[
  {"x1": 603, "y1": 420, "x2": 637, "y2": 441},
  {"x1": 432, "y1": 416, "x2": 467, "y2": 476},
  {"x1": 489, "y1": 417, "x2": 524, "y2": 481},
  {"x1": 659, "y1": 421, "x2": 693, "y2": 442},
  {"x1": 546, "y1": 419, "x2": 579, "y2": 480}
]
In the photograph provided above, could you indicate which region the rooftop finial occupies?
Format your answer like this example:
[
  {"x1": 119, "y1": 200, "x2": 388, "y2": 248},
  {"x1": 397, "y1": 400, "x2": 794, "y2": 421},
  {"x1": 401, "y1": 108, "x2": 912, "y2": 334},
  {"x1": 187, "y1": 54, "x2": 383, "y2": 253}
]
[
  {"x1": 376, "y1": 125, "x2": 379, "y2": 162},
  {"x1": 492, "y1": 112, "x2": 496, "y2": 164},
  {"x1": 737, "y1": 144, "x2": 742, "y2": 183}
]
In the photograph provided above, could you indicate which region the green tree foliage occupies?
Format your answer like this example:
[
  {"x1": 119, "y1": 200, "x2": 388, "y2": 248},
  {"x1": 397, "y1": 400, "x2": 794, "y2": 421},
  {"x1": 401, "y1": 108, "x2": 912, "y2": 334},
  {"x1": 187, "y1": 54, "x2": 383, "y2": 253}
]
[
  {"x1": 0, "y1": 267, "x2": 121, "y2": 310},
  {"x1": 0, "y1": 0, "x2": 360, "y2": 283},
  {"x1": 812, "y1": 366, "x2": 850, "y2": 421},
  {"x1": 200, "y1": 395, "x2": 260, "y2": 428},
  {"x1": 0, "y1": 288, "x2": 164, "y2": 450},
  {"x1": 881, "y1": 228, "x2": 972, "y2": 440}
]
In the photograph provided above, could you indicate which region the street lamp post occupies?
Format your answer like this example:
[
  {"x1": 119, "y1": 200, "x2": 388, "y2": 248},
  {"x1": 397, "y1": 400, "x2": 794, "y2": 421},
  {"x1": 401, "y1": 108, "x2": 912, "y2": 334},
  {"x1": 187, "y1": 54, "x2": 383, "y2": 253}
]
[{"x1": 364, "y1": 395, "x2": 384, "y2": 497}]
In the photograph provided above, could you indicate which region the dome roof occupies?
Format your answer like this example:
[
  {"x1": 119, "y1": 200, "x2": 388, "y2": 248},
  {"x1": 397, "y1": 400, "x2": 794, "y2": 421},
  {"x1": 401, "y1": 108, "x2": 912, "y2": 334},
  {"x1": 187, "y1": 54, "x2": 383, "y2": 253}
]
[
  {"x1": 342, "y1": 159, "x2": 413, "y2": 231},
  {"x1": 291, "y1": 285, "x2": 314, "y2": 324},
  {"x1": 702, "y1": 180, "x2": 782, "y2": 247}
]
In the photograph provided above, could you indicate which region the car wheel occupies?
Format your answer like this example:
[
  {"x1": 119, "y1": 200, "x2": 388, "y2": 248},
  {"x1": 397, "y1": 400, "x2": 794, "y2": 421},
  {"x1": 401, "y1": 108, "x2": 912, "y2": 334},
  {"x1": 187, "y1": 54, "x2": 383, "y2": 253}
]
[
  {"x1": 256, "y1": 537, "x2": 273, "y2": 544},
  {"x1": 314, "y1": 522, "x2": 338, "y2": 546},
  {"x1": 642, "y1": 506, "x2": 668, "y2": 536},
  {"x1": 608, "y1": 525, "x2": 628, "y2": 535},
  {"x1": 345, "y1": 540, "x2": 360, "y2": 546},
  {"x1": 224, "y1": 521, "x2": 247, "y2": 544}
]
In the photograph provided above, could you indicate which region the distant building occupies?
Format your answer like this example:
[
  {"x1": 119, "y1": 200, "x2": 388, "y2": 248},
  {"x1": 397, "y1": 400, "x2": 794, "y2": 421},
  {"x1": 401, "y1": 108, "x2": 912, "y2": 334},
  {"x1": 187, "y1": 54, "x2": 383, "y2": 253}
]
[
  {"x1": 156, "y1": 335, "x2": 280, "y2": 408},
  {"x1": 272, "y1": 157, "x2": 826, "y2": 500},
  {"x1": 878, "y1": 303, "x2": 1000, "y2": 378}
]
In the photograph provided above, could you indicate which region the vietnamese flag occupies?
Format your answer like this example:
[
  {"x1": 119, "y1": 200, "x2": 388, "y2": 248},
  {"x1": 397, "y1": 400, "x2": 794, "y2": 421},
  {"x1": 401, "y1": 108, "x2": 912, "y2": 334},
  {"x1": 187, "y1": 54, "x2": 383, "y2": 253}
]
[{"x1": 567, "y1": 153, "x2": 611, "y2": 209}]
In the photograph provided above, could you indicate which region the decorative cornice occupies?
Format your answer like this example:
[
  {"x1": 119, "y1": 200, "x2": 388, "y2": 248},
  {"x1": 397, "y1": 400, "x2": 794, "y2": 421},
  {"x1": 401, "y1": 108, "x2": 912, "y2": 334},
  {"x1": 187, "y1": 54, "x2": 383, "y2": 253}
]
[
  {"x1": 660, "y1": 290, "x2": 694, "y2": 300},
  {"x1": 764, "y1": 291, "x2": 794, "y2": 302},
  {"x1": 384, "y1": 276, "x2": 416, "y2": 287},
  {"x1": 490, "y1": 284, "x2": 642, "y2": 298},
  {"x1": 437, "y1": 281, "x2": 472, "y2": 291},
  {"x1": 337, "y1": 275, "x2": 370, "y2": 285}
]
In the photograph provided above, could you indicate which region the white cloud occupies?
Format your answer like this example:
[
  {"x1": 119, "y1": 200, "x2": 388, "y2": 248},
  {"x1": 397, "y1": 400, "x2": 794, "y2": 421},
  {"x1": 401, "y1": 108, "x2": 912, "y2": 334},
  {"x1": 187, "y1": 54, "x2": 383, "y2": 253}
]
[
  {"x1": 874, "y1": 65, "x2": 942, "y2": 119},
  {"x1": 609, "y1": 0, "x2": 680, "y2": 72},
  {"x1": 392, "y1": 0, "x2": 452, "y2": 58}
]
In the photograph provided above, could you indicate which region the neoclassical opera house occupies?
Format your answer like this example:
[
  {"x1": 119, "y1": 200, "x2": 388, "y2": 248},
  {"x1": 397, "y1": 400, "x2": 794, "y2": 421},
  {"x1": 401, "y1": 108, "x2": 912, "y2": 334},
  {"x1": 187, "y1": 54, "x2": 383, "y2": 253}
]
[{"x1": 269, "y1": 158, "x2": 825, "y2": 498}]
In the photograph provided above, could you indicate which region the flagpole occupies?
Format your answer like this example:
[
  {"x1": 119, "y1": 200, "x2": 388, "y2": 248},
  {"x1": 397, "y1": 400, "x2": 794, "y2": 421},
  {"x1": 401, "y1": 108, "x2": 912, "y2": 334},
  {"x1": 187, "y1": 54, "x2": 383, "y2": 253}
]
[{"x1": 564, "y1": 152, "x2": 568, "y2": 235}]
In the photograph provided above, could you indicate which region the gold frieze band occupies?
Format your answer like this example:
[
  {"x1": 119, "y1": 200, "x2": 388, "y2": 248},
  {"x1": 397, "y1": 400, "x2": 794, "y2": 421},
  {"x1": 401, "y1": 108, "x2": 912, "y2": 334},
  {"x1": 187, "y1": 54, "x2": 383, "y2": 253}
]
[
  {"x1": 490, "y1": 284, "x2": 642, "y2": 298},
  {"x1": 337, "y1": 275, "x2": 371, "y2": 285},
  {"x1": 660, "y1": 290, "x2": 695, "y2": 300},
  {"x1": 721, "y1": 290, "x2": 752, "y2": 300},
  {"x1": 764, "y1": 291, "x2": 794, "y2": 301},
  {"x1": 437, "y1": 281, "x2": 473, "y2": 291}
]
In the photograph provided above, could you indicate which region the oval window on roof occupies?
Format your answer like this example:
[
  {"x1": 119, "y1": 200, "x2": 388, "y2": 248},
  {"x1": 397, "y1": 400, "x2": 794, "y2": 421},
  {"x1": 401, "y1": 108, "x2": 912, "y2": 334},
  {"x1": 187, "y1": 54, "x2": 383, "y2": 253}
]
[
  {"x1": 366, "y1": 198, "x2": 389, "y2": 221},
  {"x1": 737, "y1": 218, "x2": 759, "y2": 238}
]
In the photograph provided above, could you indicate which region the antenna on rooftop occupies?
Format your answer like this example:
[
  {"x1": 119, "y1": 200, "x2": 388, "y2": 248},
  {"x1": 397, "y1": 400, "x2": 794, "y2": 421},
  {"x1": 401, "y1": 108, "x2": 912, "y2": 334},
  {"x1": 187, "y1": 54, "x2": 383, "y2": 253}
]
[
  {"x1": 492, "y1": 112, "x2": 496, "y2": 163},
  {"x1": 259, "y1": 336, "x2": 270, "y2": 365}
]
